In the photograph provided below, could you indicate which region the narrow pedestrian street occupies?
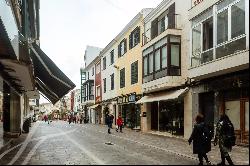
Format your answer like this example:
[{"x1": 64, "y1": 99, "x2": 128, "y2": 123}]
[
  {"x1": 0, "y1": 121, "x2": 198, "y2": 165},
  {"x1": 0, "y1": 121, "x2": 249, "y2": 165}
]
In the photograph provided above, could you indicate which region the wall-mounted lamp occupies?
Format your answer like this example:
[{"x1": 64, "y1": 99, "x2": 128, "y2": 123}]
[{"x1": 113, "y1": 65, "x2": 119, "y2": 69}]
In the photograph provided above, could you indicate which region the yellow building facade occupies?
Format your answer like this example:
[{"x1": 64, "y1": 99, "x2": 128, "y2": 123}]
[{"x1": 114, "y1": 9, "x2": 152, "y2": 129}]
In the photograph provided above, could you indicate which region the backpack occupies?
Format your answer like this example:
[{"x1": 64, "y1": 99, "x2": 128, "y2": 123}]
[
  {"x1": 223, "y1": 121, "x2": 236, "y2": 147},
  {"x1": 201, "y1": 124, "x2": 213, "y2": 143}
]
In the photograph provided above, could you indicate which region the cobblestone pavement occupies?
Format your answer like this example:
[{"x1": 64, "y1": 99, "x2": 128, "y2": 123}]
[{"x1": 0, "y1": 121, "x2": 248, "y2": 165}]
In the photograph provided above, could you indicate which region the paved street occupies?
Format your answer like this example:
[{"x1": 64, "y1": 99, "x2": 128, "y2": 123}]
[{"x1": 0, "y1": 121, "x2": 248, "y2": 165}]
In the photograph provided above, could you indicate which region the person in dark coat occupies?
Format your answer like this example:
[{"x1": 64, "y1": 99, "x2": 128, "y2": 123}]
[
  {"x1": 214, "y1": 114, "x2": 235, "y2": 165},
  {"x1": 105, "y1": 114, "x2": 112, "y2": 134},
  {"x1": 189, "y1": 114, "x2": 211, "y2": 165}
]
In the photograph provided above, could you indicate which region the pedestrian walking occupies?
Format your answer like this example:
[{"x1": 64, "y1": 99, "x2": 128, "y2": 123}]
[
  {"x1": 106, "y1": 113, "x2": 112, "y2": 134},
  {"x1": 116, "y1": 115, "x2": 123, "y2": 133},
  {"x1": 214, "y1": 114, "x2": 235, "y2": 165},
  {"x1": 188, "y1": 114, "x2": 212, "y2": 165}
]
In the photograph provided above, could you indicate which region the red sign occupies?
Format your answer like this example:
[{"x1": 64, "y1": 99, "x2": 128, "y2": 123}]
[{"x1": 193, "y1": 0, "x2": 204, "y2": 7}]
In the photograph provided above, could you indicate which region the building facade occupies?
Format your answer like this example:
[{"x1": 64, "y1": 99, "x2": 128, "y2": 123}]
[
  {"x1": 100, "y1": 9, "x2": 153, "y2": 128},
  {"x1": 188, "y1": 0, "x2": 249, "y2": 144},
  {"x1": 81, "y1": 46, "x2": 102, "y2": 123},
  {"x1": 137, "y1": 0, "x2": 190, "y2": 138}
]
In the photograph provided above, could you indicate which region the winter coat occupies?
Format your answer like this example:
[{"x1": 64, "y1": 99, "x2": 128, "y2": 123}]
[
  {"x1": 105, "y1": 115, "x2": 112, "y2": 125},
  {"x1": 188, "y1": 122, "x2": 211, "y2": 154},
  {"x1": 214, "y1": 120, "x2": 233, "y2": 153},
  {"x1": 117, "y1": 117, "x2": 123, "y2": 126}
]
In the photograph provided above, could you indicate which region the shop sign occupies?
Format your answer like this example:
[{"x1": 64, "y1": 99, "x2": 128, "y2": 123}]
[
  {"x1": 128, "y1": 94, "x2": 136, "y2": 103},
  {"x1": 117, "y1": 97, "x2": 123, "y2": 104},
  {"x1": 192, "y1": 0, "x2": 204, "y2": 7}
]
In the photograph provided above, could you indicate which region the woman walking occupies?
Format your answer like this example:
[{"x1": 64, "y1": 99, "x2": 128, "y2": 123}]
[
  {"x1": 188, "y1": 114, "x2": 212, "y2": 165},
  {"x1": 214, "y1": 114, "x2": 235, "y2": 165}
]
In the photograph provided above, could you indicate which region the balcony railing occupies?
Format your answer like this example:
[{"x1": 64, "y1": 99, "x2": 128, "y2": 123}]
[{"x1": 0, "y1": 0, "x2": 19, "y2": 59}]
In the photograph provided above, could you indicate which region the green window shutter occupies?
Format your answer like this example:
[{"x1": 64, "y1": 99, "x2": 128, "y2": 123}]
[
  {"x1": 129, "y1": 34, "x2": 133, "y2": 49},
  {"x1": 124, "y1": 39, "x2": 127, "y2": 53}
]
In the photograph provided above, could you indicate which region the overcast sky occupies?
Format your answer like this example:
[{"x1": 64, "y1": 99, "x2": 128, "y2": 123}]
[{"x1": 39, "y1": 0, "x2": 163, "y2": 103}]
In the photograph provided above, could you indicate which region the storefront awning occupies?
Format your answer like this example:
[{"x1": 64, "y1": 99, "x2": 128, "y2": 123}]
[
  {"x1": 89, "y1": 104, "x2": 100, "y2": 109},
  {"x1": 136, "y1": 88, "x2": 189, "y2": 104},
  {"x1": 0, "y1": 59, "x2": 34, "y2": 93},
  {"x1": 30, "y1": 43, "x2": 75, "y2": 104}
]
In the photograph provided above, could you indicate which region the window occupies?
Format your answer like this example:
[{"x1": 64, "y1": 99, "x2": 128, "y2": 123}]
[
  {"x1": 103, "y1": 78, "x2": 106, "y2": 93},
  {"x1": 217, "y1": 9, "x2": 228, "y2": 44},
  {"x1": 162, "y1": 46, "x2": 167, "y2": 68},
  {"x1": 110, "y1": 50, "x2": 114, "y2": 65},
  {"x1": 120, "y1": 68, "x2": 125, "y2": 88},
  {"x1": 118, "y1": 39, "x2": 127, "y2": 57},
  {"x1": 96, "y1": 62, "x2": 101, "y2": 74},
  {"x1": 103, "y1": 57, "x2": 106, "y2": 70},
  {"x1": 143, "y1": 56, "x2": 148, "y2": 76},
  {"x1": 92, "y1": 67, "x2": 94, "y2": 76},
  {"x1": 231, "y1": 0, "x2": 245, "y2": 38},
  {"x1": 110, "y1": 74, "x2": 114, "y2": 90},
  {"x1": 90, "y1": 83, "x2": 94, "y2": 96},
  {"x1": 129, "y1": 27, "x2": 140, "y2": 49},
  {"x1": 96, "y1": 86, "x2": 100, "y2": 97},
  {"x1": 155, "y1": 49, "x2": 161, "y2": 71},
  {"x1": 192, "y1": 25, "x2": 201, "y2": 56},
  {"x1": 202, "y1": 17, "x2": 213, "y2": 51},
  {"x1": 171, "y1": 45, "x2": 180, "y2": 67},
  {"x1": 149, "y1": 53, "x2": 154, "y2": 74},
  {"x1": 131, "y1": 61, "x2": 138, "y2": 85}
]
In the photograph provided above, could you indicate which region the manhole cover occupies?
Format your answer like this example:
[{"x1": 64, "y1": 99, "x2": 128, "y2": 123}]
[{"x1": 105, "y1": 142, "x2": 114, "y2": 145}]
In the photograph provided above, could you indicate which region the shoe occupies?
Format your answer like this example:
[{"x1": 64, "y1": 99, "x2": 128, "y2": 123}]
[{"x1": 206, "y1": 161, "x2": 211, "y2": 165}]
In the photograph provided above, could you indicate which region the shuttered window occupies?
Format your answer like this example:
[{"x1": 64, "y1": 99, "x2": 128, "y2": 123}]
[
  {"x1": 103, "y1": 78, "x2": 106, "y2": 93},
  {"x1": 103, "y1": 57, "x2": 106, "y2": 70},
  {"x1": 110, "y1": 74, "x2": 114, "y2": 90},
  {"x1": 129, "y1": 27, "x2": 140, "y2": 49},
  {"x1": 120, "y1": 68, "x2": 125, "y2": 88},
  {"x1": 110, "y1": 50, "x2": 114, "y2": 65},
  {"x1": 118, "y1": 39, "x2": 127, "y2": 57},
  {"x1": 131, "y1": 61, "x2": 138, "y2": 85}
]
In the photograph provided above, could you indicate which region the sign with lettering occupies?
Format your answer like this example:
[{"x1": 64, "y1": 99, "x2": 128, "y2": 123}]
[
  {"x1": 128, "y1": 94, "x2": 136, "y2": 103},
  {"x1": 192, "y1": 0, "x2": 204, "y2": 7}
]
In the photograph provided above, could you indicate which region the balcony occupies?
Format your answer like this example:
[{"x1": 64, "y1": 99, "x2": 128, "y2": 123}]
[
  {"x1": 142, "y1": 14, "x2": 181, "y2": 47},
  {"x1": 189, "y1": 36, "x2": 249, "y2": 80},
  {"x1": 0, "y1": 0, "x2": 19, "y2": 59}
]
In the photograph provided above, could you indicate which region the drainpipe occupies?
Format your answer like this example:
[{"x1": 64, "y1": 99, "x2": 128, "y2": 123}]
[{"x1": 158, "y1": 101, "x2": 160, "y2": 132}]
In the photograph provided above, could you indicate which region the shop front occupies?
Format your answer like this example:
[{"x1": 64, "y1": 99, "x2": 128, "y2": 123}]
[
  {"x1": 192, "y1": 70, "x2": 249, "y2": 145},
  {"x1": 137, "y1": 88, "x2": 188, "y2": 136},
  {"x1": 117, "y1": 93, "x2": 141, "y2": 129}
]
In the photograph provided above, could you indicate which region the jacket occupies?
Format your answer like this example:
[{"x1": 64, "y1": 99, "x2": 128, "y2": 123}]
[
  {"x1": 189, "y1": 122, "x2": 211, "y2": 154},
  {"x1": 117, "y1": 117, "x2": 123, "y2": 126}
]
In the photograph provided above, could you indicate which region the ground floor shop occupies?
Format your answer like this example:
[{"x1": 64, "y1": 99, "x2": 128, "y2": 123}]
[
  {"x1": 190, "y1": 69, "x2": 249, "y2": 145},
  {"x1": 117, "y1": 93, "x2": 142, "y2": 129},
  {"x1": 101, "y1": 101, "x2": 117, "y2": 125},
  {"x1": 138, "y1": 88, "x2": 188, "y2": 137}
]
